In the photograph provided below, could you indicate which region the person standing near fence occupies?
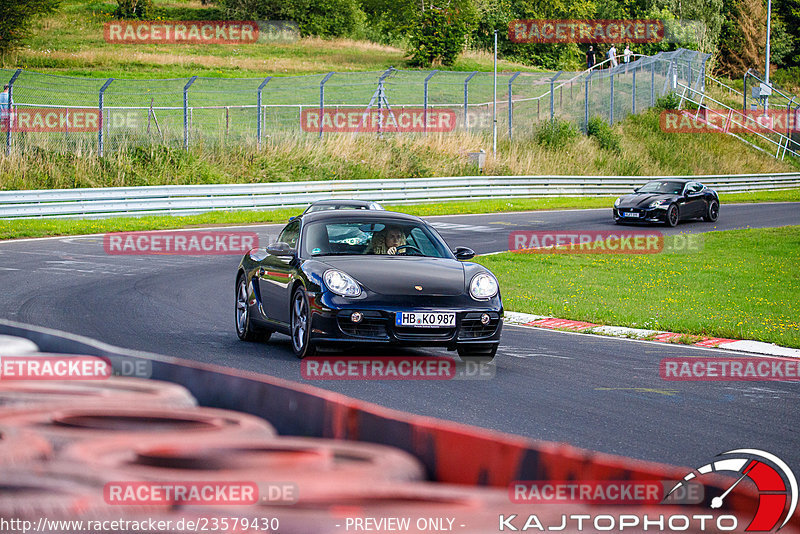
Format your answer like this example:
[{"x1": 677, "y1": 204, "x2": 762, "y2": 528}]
[
  {"x1": 623, "y1": 45, "x2": 632, "y2": 64},
  {"x1": 586, "y1": 46, "x2": 596, "y2": 70},
  {"x1": 607, "y1": 45, "x2": 618, "y2": 68}
]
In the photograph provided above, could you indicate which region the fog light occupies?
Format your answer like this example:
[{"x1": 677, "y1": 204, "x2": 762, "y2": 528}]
[
  {"x1": 351, "y1": 312, "x2": 363, "y2": 323},
  {"x1": 480, "y1": 313, "x2": 491, "y2": 325}
]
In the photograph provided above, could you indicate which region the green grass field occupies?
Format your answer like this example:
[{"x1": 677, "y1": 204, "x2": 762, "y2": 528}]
[{"x1": 476, "y1": 226, "x2": 800, "y2": 348}]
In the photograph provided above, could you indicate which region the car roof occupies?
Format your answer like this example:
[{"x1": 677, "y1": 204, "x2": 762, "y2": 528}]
[
  {"x1": 299, "y1": 209, "x2": 423, "y2": 224},
  {"x1": 307, "y1": 199, "x2": 377, "y2": 207},
  {"x1": 645, "y1": 178, "x2": 692, "y2": 184}
]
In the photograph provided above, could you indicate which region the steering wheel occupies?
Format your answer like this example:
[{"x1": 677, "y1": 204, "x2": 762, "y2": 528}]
[{"x1": 393, "y1": 244, "x2": 422, "y2": 255}]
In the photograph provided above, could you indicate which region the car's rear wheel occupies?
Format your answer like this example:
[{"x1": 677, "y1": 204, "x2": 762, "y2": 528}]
[
  {"x1": 457, "y1": 344, "x2": 498, "y2": 361},
  {"x1": 236, "y1": 275, "x2": 272, "y2": 342},
  {"x1": 665, "y1": 204, "x2": 679, "y2": 227},
  {"x1": 703, "y1": 200, "x2": 719, "y2": 222},
  {"x1": 291, "y1": 286, "x2": 316, "y2": 359}
]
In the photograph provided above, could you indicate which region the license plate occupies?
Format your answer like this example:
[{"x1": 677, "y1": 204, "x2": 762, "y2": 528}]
[
  {"x1": 622, "y1": 211, "x2": 640, "y2": 218},
  {"x1": 396, "y1": 312, "x2": 456, "y2": 328}
]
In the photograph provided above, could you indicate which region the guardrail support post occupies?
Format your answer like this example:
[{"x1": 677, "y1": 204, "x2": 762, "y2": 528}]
[
  {"x1": 550, "y1": 71, "x2": 563, "y2": 122},
  {"x1": 5, "y1": 69, "x2": 22, "y2": 156},
  {"x1": 319, "y1": 72, "x2": 334, "y2": 139},
  {"x1": 610, "y1": 73, "x2": 614, "y2": 124},
  {"x1": 508, "y1": 72, "x2": 521, "y2": 139},
  {"x1": 98, "y1": 78, "x2": 114, "y2": 157},
  {"x1": 463, "y1": 71, "x2": 477, "y2": 128},
  {"x1": 256, "y1": 77, "x2": 271, "y2": 149},
  {"x1": 423, "y1": 70, "x2": 438, "y2": 136},
  {"x1": 183, "y1": 76, "x2": 197, "y2": 150}
]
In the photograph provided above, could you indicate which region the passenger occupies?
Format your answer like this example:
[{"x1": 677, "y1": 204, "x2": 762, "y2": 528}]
[{"x1": 370, "y1": 225, "x2": 406, "y2": 255}]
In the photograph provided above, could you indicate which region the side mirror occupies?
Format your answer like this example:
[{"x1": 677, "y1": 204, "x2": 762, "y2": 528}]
[
  {"x1": 288, "y1": 216, "x2": 297, "y2": 222},
  {"x1": 266, "y1": 242, "x2": 295, "y2": 257},
  {"x1": 633, "y1": 187, "x2": 640, "y2": 192},
  {"x1": 453, "y1": 246, "x2": 475, "y2": 261}
]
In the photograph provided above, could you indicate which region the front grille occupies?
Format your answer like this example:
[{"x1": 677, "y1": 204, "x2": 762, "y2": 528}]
[
  {"x1": 392, "y1": 326, "x2": 455, "y2": 341},
  {"x1": 458, "y1": 312, "x2": 500, "y2": 340},
  {"x1": 337, "y1": 312, "x2": 388, "y2": 340}
]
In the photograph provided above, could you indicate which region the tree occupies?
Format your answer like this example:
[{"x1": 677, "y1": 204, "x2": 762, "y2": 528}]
[
  {"x1": 406, "y1": 5, "x2": 472, "y2": 66},
  {"x1": 718, "y1": 0, "x2": 765, "y2": 75},
  {"x1": 0, "y1": 0, "x2": 60, "y2": 54}
]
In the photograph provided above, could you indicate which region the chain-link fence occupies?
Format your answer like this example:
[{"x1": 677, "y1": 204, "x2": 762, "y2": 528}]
[{"x1": 0, "y1": 48, "x2": 709, "y2": 156}]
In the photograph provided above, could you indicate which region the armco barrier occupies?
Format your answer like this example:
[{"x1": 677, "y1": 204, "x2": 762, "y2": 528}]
[
  {"x1": 0, "y1": 318, "x2": 779, "y2": 524},
  {"x1": 1, "y1": 173, "x2": 799, "y2": 219}
]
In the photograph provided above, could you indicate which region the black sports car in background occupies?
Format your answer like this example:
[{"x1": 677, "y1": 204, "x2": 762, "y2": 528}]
[
  {"x1": 613, "y1": 179, "x2": 720, "y2": 226},
  {"x1": 235, "y1": 210, "x2": 503, "y2": 359}
]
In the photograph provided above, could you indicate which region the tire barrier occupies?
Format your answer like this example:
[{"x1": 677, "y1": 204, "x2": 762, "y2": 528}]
[
  {"x1": 0, "y1": 377, "x2": 197, "y2": 409},
  {"x1": 0, "y1": 424, "x2": 52, "y2": 465},
  {"x1": 63, "y1": 435, "x2": 426, "y2": 484},
  {"x1": 0, "y1": 406, "x2": 277, "y2": 451},
  {"x1": 0, "y1": 334, "x2": 40, "y2": 355}
]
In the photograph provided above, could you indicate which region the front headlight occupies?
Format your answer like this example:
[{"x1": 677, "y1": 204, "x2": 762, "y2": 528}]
[
  {"x1": 614, "y1": 197, "x2": 621, "y2": 207},
  {"x1": 323, "y1": 270, "x2": 361, "y2": 297},
  {"x1": 470, "y1": 273, "x2": 498, "y2": 300},
  {"x1": 648, "y1": 200, "x2": 667, "y2": 209}
]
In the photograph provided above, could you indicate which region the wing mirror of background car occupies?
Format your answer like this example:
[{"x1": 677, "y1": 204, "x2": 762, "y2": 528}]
[
  {"x1": 633, "y1": 187, "x2": 640, "y2": 192},
  {"x1": 453, "y1": 246, "x2": 475, "y2": 261},
  {"x1": 265, "y1": 242, "x2": 295, "y2": 257}
]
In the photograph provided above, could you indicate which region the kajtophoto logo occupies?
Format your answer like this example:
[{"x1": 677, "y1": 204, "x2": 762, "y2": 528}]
[{"x1": 666, "y1": 449, "x2": 797, "y2": 531}]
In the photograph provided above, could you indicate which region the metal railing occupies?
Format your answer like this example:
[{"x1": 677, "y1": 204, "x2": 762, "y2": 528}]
[{"x1": 1, "y1": 173, "x2": 797, "y2": 219}]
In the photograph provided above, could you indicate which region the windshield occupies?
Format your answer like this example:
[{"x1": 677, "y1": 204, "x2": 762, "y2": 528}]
[
  {"x1": 302, "y1": 220, "x2": 451, "y2": 258},
  {"x1": 637, "y1": 181, "x2": 684, "y2": 194}
]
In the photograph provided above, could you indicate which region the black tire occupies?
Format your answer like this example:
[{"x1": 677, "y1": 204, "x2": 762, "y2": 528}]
[
  {"x1": 291, "y1": 286, "x2": 316, "y2": 359},
  {"x1": 457, "y1": 344, "x2": 498, "y2": 361},
  {"x1": 235, "y1": 275, "x2": 272, "y2": 342},
  {"x1": 703, "y1": 200, "x2": 719, "y2": 222},
  {"x1": 665, "y1": 204, "x2": 679, "y2": 227}
]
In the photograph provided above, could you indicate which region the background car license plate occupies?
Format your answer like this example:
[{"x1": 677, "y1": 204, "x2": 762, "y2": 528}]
[
  {"x1": 622, "y1": 212, "x2": 640, "y2": 218},
  {"x1": 396, "y1": 312, "x2": 455, "y2": 328}
]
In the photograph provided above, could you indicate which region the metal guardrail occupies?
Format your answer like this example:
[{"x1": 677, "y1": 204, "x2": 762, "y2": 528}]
[{"x1": 1, "y1": 173, "x2": 799, "y2": 219}]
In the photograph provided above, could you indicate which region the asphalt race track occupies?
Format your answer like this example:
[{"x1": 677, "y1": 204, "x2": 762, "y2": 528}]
[{"x1": 1, "y1": 202, "x2": 799, "y2": 470}]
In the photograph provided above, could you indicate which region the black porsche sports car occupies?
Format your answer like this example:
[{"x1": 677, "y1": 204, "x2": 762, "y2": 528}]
[
  {"x1": 235, "y1": 210, "x2": 503, "y2": 359},
  {"x1": 613, "y1": 179, "x2": 720, "y2": 226}
]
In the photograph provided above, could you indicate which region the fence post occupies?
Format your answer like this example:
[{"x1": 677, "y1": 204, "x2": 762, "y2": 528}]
[
  {"x1": 463, "y1": 71, "x2": 477, "y2": 127},
  {"x1": 256, "y1": 77, "x2": 271, "y2": 148},
  {"x1": 183, "y1": 76, "x2": 197, "y2": 150},
  {"x1": 584, "y1": 71, "x2": 592, "y2": 133},
  {"x1": 650, "y1": 60, "x2": 655, "y2": 107},
  {"x1": 508, "y1": 72, "x2": 521, "y2": 140},
  {"x1": 5, "y1": 69, "x2": 22, "y2": 156},
  {"x1": 319, "y1": 72, "x2": 334, "y2": 139},
  {"x1": 98, "y1": 78, "x2": 114, "y2": 157},
  {"x1": 632, "y1": 67, "x2": 636, "y2": 115},
  {"x1": 376, "y1": 67, "x2": 395, "y2": 135},
  {"x1": 550, "y1": 71, "x2": 563, "y2": 122},
  {"x1": 423, "y1": 70, "x2": 438, "y2": 135},
  {"x1": 609, "y1": 73, "x2": 614, "y2": 124}
]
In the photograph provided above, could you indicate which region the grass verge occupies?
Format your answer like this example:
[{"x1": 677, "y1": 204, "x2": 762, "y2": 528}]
[
  {"x1": 476, "y1": 226, "x2": 800, "y2": 348},
  {"x1": 1, "y1": 189, "x2": 798, "y2": 241}
]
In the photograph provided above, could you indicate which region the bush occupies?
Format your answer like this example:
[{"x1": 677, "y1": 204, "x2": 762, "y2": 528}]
[
  {"x1": 406, "y1": 7, "x2": 469, "y2": 67},
  {"x1": 221, "y1": 0, "x2": 365, "y2": 38},
  {"x1": 0, "y1": 0, "x2": 60, "y2": 54},
  {"x1": 534, "y1": 119, "x2": 579, "y2": 148},
  {"x1": 654, "y1": 92, "x2": 681, "y2": 111},
  {"x1": 114, "y1": 0, "x2": 153, "y2": 19},
  {"x1": 587, "y1": 116, "x2": 621, "y2": 153}
]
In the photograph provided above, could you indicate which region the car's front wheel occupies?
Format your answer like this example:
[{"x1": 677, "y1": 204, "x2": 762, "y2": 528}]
[
  {"x1": 665, "y1": 204, "x2": 679, "y2": 227},
  {"x1": 236, "y1": 275, "x2": 272, "y2": 342},
  {"x1": 457, "y1": 343, "x2": 498, "y2": 361},
  {"x1": 291, "y1": 286, "x2": 316, "y2": 359},
  {"x1": 703, "y1": 200, "x2": 719, "y2": 222}
]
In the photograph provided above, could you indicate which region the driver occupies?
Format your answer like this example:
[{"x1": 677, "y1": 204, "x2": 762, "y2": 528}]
[{"x1": 370, "y1": 225, "x2": 407, "y2": 255}]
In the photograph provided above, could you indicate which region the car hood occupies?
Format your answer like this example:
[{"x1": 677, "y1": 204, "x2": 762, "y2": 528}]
[
  {"x1": 618, "y1": 193, "x2": 677, "y2": 209},
  {"x1": 318, "y1": 256, "x2": 466, "y2": 296}
]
